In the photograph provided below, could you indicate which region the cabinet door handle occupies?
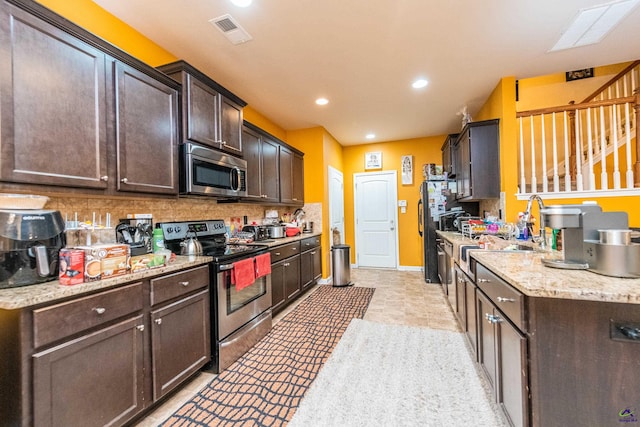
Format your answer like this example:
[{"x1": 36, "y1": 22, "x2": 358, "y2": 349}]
[
  {"x1": 100, "y1": 175, "x2": 109, "y2": 181},
  {"x1": 477, "y1": 278, "x2": 490, "y2": 283},
  {"x1": 311, "y1": 251, "x2": 316, "y2": 255},
  {"x1": 497, "y1": 297, "x2": 515, "y2": 303},
  {"x1": 136, "y1": 325, "x2": 145, "y2": 332},
  {"x1": 485, "y1": 313, "x2": 503, "y2": 324},
  {"x1": 179, "y1": 281, "x2": 190, "y2": 287},
  {"x1": 121, "y1": 177, "x2": 128, "y2": 183},
  {"x1": 292, "y1": 247, "x2": 297, "y2": 251},
  {"x1": 155, "y1": 318, "x2": 162, "y2": 325},
  {"x1": 275, "y1": 252, "x2": 281, "y2": 256},
  {"x1": 93, "y1": 307, "x2": 106, "y2": 315}
]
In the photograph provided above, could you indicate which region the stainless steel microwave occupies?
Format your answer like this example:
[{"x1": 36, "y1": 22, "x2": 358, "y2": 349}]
[{"x1": 180, "y1": 142, "x2": 247, "y2": 198}]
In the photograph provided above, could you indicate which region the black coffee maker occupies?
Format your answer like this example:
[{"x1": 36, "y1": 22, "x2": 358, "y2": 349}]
[{"x1": 0, "y1": 209, "x2": 66, "y2": 288}]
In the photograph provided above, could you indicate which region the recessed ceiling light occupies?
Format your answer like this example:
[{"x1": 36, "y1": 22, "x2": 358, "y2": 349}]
[
  {"x1": 230, "y1": 0, "x2": 252, "y2": 7},
  {"x1": 315, "y1": 98, "x2": 329, "y2": 105},
  {"x1": 366, "y1": 133, "x2": 376, "y2": 139},
  {"x1": 412, "y1": 79, "x2": 429, "y2": 89},
  {"x1": 549, "y1": 0, "x2": 639, "y2": 51}
]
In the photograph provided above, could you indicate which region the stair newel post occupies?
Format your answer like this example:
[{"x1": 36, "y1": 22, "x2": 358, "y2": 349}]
[
  {"x1": 568, "y1": 102, "x2": 577, "y2": 183},
  {"x1": 634, "y1": 88, "x2": 640, "y2": 187}
]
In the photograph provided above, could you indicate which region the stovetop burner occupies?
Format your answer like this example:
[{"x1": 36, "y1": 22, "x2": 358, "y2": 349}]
[{"x1": 157, "y1": 219, "x2": 268, "y2": 263}]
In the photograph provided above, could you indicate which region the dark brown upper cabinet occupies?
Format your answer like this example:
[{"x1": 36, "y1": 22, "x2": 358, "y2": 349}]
[
  {"x1": 114, "y1": 62, "x2": 179, "y2": 195},
  {"x1": 280, "y1": 145, "x2": 304, "y2": 206},
  {"x1": 0, "y1": 0, "x2": 181, "y2": 195},
  {"x1": 453, "y1": 119, "x2": 500, "y2": 200},
  {"x1": 157, "y1": 61, "x2": 246, "y2": 156},
  {"x1": 0, "y1": 4, "x2": 109, "y2": 189},
  {"x1": 242, "y1": 122, "x2": 280, "y2": 203}
]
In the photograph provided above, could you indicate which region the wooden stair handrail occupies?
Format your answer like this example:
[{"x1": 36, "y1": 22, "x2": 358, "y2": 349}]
[
  {"x1": 581, "y1": 60, "x2": 640, "y2": 103},
  {"x1": 516, "y1": 96, "x2": 635, "y2": 118}
]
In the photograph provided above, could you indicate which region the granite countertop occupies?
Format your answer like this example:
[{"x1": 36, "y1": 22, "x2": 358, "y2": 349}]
[
  {"x1": 436, "y1": 230, "x2": 640, "y2": 304},
  {"x1": 0, "y1": 255, "x2": 213, "y2": 310},
  {"x1": 247, "y1": 231, "x2": 322, "y2": 249}
]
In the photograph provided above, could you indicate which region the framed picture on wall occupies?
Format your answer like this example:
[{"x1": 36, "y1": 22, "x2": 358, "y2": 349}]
[
  {"x1": 365, "y1": 151, "x2": 382, "y2": 169},
  {"x1": 401, "y1": 155, "x2": 413, "y2": 184}
]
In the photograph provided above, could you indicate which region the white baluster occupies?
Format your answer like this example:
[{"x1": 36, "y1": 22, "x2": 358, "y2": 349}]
[
  {"x1": 586, "y1": 107, "x2": 596, "y2": 190},
  {"x1": 625, "y1": 102, "x2": 634, "y2": 188},
  {"x1": 612, "y1": 103, "x2": 621, "y2": 189},
  {"x1": 541, "y1": 113, "x2": 548, "y2": 193},
  {"x1": 519, "y1": 118, "x2": 526, "y2": 194},
  {"x1": 599, "y1": 106, "x2": 608, "y2": 190},
  {"x1": 530, "y1": 115, "x2": 537, "y2": 193},
  {"x1": 563, "y1": 111, "x2": 572, "y2": 192},
  {"x1": 575, "y1": 110, "x2": 584, "y2": 191},
  {"x1": 552, "y1": 113, "x2": 559, "y2": 192}
]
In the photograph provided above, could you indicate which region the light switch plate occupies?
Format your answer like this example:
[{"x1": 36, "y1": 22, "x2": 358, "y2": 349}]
[{"x1": 398, "y1": 200, "x2": 407, "y2": 207}]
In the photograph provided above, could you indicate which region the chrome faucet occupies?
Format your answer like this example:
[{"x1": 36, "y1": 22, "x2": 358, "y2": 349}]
[{"x1": 523, "y1": 194, "x2": 547, "y2": 249}]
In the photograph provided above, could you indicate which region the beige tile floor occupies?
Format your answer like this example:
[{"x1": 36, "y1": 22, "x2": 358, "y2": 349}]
[{"x1": 134, "y1": 268, "x2": 458, "y2": 426}]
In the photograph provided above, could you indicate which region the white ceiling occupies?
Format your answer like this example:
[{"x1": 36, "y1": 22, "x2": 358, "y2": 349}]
[{"x1": 94, "y1": 0, "x2": 640, "y2": 146}]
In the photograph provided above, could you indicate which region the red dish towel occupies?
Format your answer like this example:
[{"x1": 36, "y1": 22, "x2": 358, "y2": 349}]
[
  {"x1": 254, "y1": 253, "x2": 272, "y2": 278},
  {"x1": 233, "y1": 258, "x2": 256, "y2": 291}
]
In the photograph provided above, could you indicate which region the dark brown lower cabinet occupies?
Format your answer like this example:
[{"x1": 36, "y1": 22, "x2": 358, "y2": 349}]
[
  {"x1": 4, "y1": 265, "x2": 210, "y2": 427},
  {"x1": 33, "y1": 315, "x2": 145, "y2": 427},
  {"x1": 270, "y1": 255, "x2": 300, "y2": 313},
  {"x1": 151, "y1": 289, "x2": 210, "y2": 400},
  {"x1": 464, "y1": 277, "x2": 477, "y2": 358},
  {"x1": 300, "y1": 235, "x2": 322, "y2": 290},
  {"x1": 455, "y1": 268, "x2": 466, "y2": 327},
  {"x1": 476, "y1": 290, "x2": 528, "y2": 427}
]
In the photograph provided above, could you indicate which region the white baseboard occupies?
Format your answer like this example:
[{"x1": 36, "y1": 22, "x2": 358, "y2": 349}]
[
  {"x1": 318, "y1": 277, "x2": 332, "y2": 285},
  {"x1": 397, "y1": 265, "x2": 422, "y2": 272}
]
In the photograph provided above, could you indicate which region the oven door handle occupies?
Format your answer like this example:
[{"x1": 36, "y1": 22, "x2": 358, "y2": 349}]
[{"x1": 220, "y1": 264, "x2": 235, "y2": 271}]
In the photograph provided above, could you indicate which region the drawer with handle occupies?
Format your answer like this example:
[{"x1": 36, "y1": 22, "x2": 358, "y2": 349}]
[
  {"x1": 150, "y1": 265, "x2": 209, "y2": 306},
  {"x1": 269, "y1": 242, "x2": 300, "y2": 263},
  {"x1": 475, "y1": 262, "x2": 526, "y2": 331},
  {"x1": 33, "y1": 282, "x2": 143, "y2": 348},
  {"x1": 301, "y1": 235, "x2": 320, "y2": 251}
]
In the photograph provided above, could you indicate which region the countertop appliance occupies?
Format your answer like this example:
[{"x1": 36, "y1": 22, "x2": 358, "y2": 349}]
[
  {"x1": 0, "y1": 209, "x2": 66, "y2": 288},
  {"x1": 418, "y1": 179, "x2": 478, "y2": 284},
  {"x1": 116, "y1": 219, "x2": 153, "y2": 255},
  {"x1": 158, "y1": 219, "x2": 271, "y2": 373},
  {"x1": 540, "y1": 203, "x2": 638, "y2": 277},
  {"x1": 241, "y1": 225, "x2": 269, "y2": 241},
  {"x1": 180, "y1": 142, "x2": 248, "y2": 198}
]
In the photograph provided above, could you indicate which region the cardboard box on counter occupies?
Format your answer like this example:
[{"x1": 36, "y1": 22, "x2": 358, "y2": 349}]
[
  {"x1": 129, "y1": 253, "x2": 168, "y2": 273},
  {"x1": 59, "y1": 249, "x2": 85, "y2": 286},
  {"x1": 74, "y1": 244, "x2": 131, "y2": 281}
]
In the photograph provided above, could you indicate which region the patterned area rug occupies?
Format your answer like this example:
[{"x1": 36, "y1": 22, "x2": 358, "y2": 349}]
[{"x1": 160, "y1": 285, "x2": 375, "y2": 427}]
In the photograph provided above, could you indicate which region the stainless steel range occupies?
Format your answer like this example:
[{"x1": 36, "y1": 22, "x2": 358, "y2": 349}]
[{"x1": 158, "y1": 219, "x2": 272, "y2": 373}]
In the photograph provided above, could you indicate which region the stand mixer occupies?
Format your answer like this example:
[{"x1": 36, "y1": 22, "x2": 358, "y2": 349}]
[{"x1": 540, "y1": 203, "x2": 640, "y2": 277}]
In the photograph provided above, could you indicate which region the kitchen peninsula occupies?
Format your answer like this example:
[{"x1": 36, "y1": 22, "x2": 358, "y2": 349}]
[{"x1": 438, "y1": 230, "x2": 640, "y2": 427}]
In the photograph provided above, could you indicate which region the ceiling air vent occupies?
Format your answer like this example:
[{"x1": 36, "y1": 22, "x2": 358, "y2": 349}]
[{"x1": 209, "y1": 14, "x2": 253, "y2": 45}]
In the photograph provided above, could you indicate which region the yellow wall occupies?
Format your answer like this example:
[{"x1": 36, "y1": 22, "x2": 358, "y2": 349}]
[
  {"x1": 343, "y1": 136, "x2": 444, "y2": 267},
  {"x1": 286, "y1": 127, "x2": 343, "y2": 275},
  {"x1": 36, "y1": 0, "x2": 177, "y2": 66},
  {"x1": 475, "y1": 77, "x2": 518, "y2": 222}
]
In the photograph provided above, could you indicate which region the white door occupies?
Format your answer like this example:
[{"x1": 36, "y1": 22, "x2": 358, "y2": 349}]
[
  {"x1": 328, "y1": 166, "x2": 345, "y2": 245},
  {"x1": 354, "y1": 171, "x2": 398, "y2": 268}
]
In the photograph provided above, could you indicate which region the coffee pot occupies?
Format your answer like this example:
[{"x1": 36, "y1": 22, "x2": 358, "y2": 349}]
[{"x1": 180, "y1": 232, "x2": 203, "y2": 256}]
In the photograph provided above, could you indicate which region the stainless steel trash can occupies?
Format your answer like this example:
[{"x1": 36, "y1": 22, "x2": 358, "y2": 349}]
[{"x1": 331, "y1": 244, "x2": 352, "y2": 287}]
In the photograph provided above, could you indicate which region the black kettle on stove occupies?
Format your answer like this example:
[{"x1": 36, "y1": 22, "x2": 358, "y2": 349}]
[{"x1": 0, "y1": 209, "x2": 66, "y2": 288}]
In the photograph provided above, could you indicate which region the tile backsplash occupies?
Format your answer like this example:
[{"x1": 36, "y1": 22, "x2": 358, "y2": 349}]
[{"x1": 43, "y1": 194, "x2": 322, "y2": 232}]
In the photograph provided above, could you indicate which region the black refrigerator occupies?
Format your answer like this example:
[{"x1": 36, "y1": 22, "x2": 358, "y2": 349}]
[{"x1": 418, "y1": 179, "x2": 478, "y2": 283}]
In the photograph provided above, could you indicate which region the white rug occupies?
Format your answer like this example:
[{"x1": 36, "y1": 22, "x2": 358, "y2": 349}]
[{"x1": 288, "y1": 319, "x2": 508, "y2": 427}]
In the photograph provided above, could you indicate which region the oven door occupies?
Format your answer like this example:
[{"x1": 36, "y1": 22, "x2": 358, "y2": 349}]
[{"x1": 216, "y1": 262, "x2": 272, "y2": 340}]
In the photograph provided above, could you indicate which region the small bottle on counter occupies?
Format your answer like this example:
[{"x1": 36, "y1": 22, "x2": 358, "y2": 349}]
[{"x1": 152, "y1": 228, "x2": 165, "y2": 253}]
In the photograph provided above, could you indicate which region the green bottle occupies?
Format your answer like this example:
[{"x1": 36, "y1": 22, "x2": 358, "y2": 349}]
[{"x1": 152, "y1": 228, "x2": 165, "y2": 253}]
